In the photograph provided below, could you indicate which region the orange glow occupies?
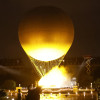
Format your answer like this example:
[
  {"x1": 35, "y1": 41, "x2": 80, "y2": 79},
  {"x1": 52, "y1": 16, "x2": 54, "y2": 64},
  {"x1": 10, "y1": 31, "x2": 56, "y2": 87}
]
[
  {"x1": 23, "y1": 44, "x2": 70, "y2": 61},
  {"x1": 18, "y1": 7, "x2": 74, "y2": 77},
  {"x1": 38, "y1": 66, "x2": 71, "y2": 88},
  {"x1": 18, "y1": 7, "x2": 74, "y2": 62}
]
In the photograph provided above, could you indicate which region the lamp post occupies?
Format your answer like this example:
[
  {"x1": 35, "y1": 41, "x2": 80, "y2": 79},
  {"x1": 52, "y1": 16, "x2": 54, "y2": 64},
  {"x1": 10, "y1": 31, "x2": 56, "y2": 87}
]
[{"x1": 91, "y1": 83, "x2": 92, "y2": 89}]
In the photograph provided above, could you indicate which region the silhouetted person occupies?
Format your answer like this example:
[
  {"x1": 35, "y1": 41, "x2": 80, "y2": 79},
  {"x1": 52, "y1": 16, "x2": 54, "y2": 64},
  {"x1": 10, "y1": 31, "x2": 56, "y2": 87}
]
[
  {"x1": 26, "y1": 86, "x2": 41, "y2": 100},
  {"x1": 17, "y1": 89, "x2": 21, "y2": 100}
]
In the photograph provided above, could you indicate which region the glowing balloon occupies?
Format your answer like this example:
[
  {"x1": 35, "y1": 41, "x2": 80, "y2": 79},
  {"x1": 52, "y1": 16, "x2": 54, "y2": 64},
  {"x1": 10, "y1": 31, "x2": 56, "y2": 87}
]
[{"x1": 18, "y1": 6, "x2": 74, "y2": 76}]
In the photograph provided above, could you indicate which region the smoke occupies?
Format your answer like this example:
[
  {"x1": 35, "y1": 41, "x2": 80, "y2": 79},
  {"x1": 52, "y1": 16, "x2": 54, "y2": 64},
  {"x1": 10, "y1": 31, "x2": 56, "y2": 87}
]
[
  {"x1": 0, "y1": 65, "x2": 21, "y2": 75},
  {"x1": 39, "y1": 65, "x2": 72, "y2": 88},
  {"x1": 79, "y1": 58, "x2": 93, "y2": 71},
  {"x1": 59, "y1": 66, "x2": 72, "y2": 87},
  {"x1": 77, "y1": 58, "x2": 93, "y2": 77}
]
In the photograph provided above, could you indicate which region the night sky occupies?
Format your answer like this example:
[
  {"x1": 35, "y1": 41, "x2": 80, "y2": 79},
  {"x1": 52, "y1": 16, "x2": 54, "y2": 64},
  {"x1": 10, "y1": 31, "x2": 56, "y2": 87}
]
[{"x1": 0, "y1": 0, "x2": 100, "y2": 59}]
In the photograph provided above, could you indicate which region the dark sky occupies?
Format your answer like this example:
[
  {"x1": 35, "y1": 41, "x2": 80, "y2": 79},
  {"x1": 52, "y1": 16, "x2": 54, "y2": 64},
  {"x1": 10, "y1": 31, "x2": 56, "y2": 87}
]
[{"x1": 0, "y1": 0, "x2": 100, "y2": 59}]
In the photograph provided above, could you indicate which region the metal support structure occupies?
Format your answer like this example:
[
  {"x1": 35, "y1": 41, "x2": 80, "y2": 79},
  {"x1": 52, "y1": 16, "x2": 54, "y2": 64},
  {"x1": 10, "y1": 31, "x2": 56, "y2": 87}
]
[{"x1": 84, "y1": 56, "x2": 93, "y2": 74}]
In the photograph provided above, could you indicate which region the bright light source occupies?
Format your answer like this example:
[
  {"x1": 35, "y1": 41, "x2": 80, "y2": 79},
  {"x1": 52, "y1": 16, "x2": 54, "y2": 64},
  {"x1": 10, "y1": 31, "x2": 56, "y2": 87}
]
[
  {"x1": 76, "y1": 92, "x2": 78, "y2": 95},
  {"x1": 50, "y1": 93, "x2": 52, "y2": 96},
  {"x1": 23, "y1": 44, "x2": 70, "y2": 61},
  {"x1": 38, "y1": 66, "x2": 71, "y2": 88},
  {"x1": 59, "y1": 93, "x2": 61, "y2": 96},
  {"x1": 19, "y1": 7, "x2": 74, "y2": 62},
  {"x1": 91, "y1": 91, "x2": 93, "y2": 94},
  {"x1": 68, "y1": 92, "x2": 70, "y2": 95},
  {"x1": 6, "y1": 96, "x2": 9, "y2": 99},
  {"x1": 83, "y1": 92, "x2": 86, "y2": 96}
]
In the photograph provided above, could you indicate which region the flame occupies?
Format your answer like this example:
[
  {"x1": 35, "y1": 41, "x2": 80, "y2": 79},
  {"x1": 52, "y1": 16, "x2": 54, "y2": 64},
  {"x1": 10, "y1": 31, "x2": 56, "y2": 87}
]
[{"x1": 38, "y1": 66, "x2": 71, "y2": 88}]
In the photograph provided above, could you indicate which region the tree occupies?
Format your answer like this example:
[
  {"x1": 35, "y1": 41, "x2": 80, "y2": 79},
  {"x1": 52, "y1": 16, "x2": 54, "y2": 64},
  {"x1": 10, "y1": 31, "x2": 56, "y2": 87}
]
[
  {"x1": 0, "y1": 90, "x2": 7, "y2": 97},
  {"x1": 1, "y1": 80, "x2": 16, "y2": 90},
  {"x1": 94, "y1": 78, "x2": 100, "y2": 88}
]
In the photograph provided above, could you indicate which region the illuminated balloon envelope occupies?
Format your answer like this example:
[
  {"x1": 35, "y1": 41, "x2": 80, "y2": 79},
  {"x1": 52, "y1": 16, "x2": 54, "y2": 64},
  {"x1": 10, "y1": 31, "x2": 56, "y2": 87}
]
[{"x1": 18, "y1": 6, "x2": 74, "y2": 76}]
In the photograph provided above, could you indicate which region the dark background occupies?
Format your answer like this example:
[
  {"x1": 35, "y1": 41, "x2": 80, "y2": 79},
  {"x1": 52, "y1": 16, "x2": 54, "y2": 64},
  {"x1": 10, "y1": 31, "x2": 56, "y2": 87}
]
[
  {"x1": 0, "y1": 0, "x2": 100, "y2": 86},
  {"x1": 0, "y1": 0, "x2": 100, "y2": 58}
]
